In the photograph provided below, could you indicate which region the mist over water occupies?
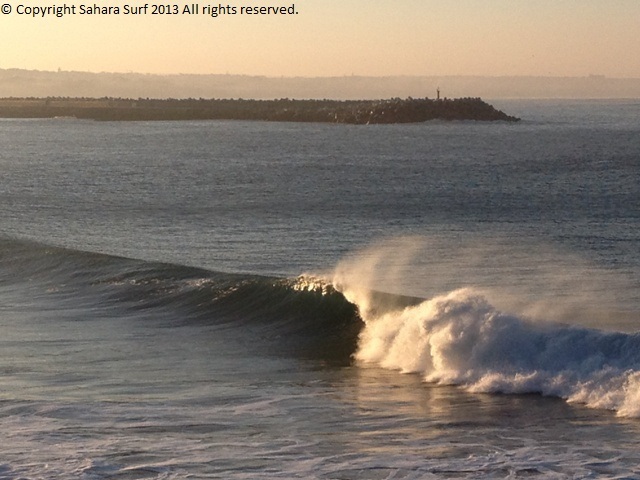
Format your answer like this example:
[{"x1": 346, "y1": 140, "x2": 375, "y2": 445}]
[{"x1": 331, "y1": 235, "x2": 636, "y2": 329}]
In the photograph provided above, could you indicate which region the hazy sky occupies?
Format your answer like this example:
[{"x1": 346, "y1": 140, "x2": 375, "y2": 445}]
[{"x1": 2, "y1": 0, "x2": 639, "y2": 77}]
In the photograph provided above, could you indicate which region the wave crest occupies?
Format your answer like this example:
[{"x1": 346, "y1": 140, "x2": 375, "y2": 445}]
[{"x1": 350, "y1": 287, "x2": 640, "y2": 417}]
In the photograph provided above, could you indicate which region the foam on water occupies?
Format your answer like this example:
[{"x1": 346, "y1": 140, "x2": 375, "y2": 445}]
[{"x1": 331, "y1": 236, "x2": 640, "y2": 417}]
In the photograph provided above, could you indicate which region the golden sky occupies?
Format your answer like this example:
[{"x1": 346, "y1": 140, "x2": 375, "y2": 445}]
[{"x1": 2, "y1": 0, "x2": 639, "y2": 77}]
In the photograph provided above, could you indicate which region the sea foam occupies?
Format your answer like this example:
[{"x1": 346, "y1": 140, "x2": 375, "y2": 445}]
[
  {"x1": 338, "y1": 286, "x2": 640, "y2": 416},
  {"x1": 330, "y1": 236, "x2": 640, "y2": 417}
]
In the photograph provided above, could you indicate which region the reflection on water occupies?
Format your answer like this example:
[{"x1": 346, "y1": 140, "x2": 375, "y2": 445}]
[{"x1": 319, "y1": 363, "x2": 640, "y2": 477}]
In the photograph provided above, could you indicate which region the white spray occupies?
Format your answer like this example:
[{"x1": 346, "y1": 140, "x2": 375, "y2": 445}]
[{"x1": 329, "y1": 235, "x2": 640, "y2": 417}]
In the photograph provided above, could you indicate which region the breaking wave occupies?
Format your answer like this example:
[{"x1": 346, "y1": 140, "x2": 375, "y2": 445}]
[
  {"x1": 4, "y1": 235, "x2": 640, "y2": 416},
  {"x1": 330, "y1": 237, "x2": 640, "y2": 418}
]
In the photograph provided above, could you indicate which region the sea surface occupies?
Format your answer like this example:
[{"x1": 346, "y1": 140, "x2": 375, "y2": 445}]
[{"x1": 1, "y1": 99, "x2": 639, "y2": 479}]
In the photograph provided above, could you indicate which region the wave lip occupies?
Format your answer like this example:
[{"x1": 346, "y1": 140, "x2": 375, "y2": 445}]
[{"x1": 351, "y1": 287, "x2": 640, "y2": 417}]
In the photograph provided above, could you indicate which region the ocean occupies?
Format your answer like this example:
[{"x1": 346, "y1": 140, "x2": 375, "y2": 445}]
[{"x1": 1, "y1": 99, "x2": 639, "y2": 479}]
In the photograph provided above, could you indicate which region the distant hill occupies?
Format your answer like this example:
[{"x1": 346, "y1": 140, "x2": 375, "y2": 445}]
[{"x1": 1, "y1": 69, "x2": 640, "y2": 99}]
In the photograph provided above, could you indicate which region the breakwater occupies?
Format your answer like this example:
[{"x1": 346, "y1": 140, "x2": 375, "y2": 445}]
[{"x1": 0, "y1": 97, "x2": 520, "y2": 123}]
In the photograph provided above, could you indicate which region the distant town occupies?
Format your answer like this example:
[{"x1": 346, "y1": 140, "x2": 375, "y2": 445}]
[{"x1": 1, "y1": 69, "x2": 639, "y2": 100}]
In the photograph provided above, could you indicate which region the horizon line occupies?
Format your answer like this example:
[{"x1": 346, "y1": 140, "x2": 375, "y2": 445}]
[{"x1": 2, "y1": 68, "x2": 640, "y2": 81}]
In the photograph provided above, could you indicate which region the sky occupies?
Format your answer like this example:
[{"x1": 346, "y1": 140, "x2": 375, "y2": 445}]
[{"x1": 1, "y1": 0, "x2": 639, "y2": 77}]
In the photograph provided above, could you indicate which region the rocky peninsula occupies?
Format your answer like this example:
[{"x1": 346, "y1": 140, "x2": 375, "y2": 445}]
[{"x1": 0, "y1": 97, "x2": 519, "y2": 123}]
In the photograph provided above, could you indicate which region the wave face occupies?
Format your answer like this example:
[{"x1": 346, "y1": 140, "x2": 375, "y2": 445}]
[
  {"x1": 334, "y1": 281, "x2": 640, "y2": 418},
  {"x1": 0, "y1": 237, "x2": 363, "y2": 365}
]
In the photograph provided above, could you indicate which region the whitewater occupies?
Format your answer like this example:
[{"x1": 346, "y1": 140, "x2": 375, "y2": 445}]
[
  {"x1": 1, "y1": 99, "x2": 639, "y2": 478},
  {"x1": 325, "y1": 236, "x2": 640, "y2": 419}
]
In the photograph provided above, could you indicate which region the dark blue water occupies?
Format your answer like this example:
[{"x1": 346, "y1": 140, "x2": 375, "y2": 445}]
[{"x1": 0, "y1": 100, "x2": 639, "y2": 478}]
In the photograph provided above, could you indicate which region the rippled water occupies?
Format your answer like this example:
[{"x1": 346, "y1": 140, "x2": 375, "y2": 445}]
[{"x1": 1, "y1": 99, "x2": 639, "y2": 478}]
